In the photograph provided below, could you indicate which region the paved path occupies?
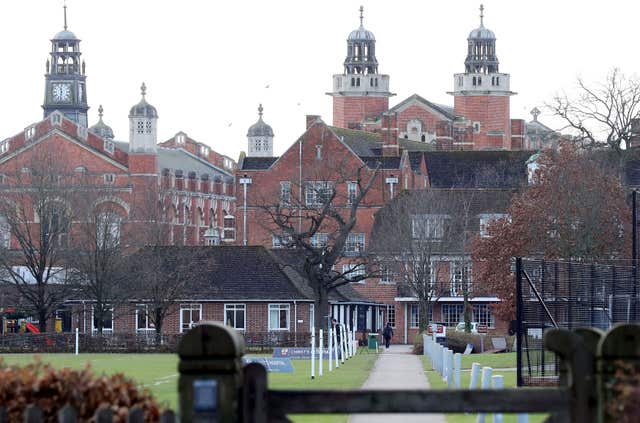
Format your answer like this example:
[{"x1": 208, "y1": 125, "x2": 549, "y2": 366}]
[{"x1": 349, "y1": 345, "x2": 447, "y2": 423}]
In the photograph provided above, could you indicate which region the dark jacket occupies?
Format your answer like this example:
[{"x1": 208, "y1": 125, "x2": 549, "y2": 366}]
[{"x1": 383, "y1": 325, "x2": 394, "y2": 339}]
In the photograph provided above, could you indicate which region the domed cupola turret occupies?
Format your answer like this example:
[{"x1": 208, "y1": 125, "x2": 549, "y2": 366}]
[
  {"x1": 89, "y1": 105, "x2": 114, "y2": 140},
  {"x1": 43, "y1": 4, "x2": 89, "y2": 127},
  {"x1": 247, "y1": 104, "x2": 274, "y2": 157},
  {"x1": 129, "y1": 83, "x2": 158, "y2": 153},
  {"x1": 344, "y1": 6, "x2": 378, "y2": 75},
  {"x1": 465, "y1": 4, "x2": 499, "y2": 74}
]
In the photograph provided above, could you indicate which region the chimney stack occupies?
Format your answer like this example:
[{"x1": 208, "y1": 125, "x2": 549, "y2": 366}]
[{"x1": 381, "y1": 112, "x2": 399, "y2": 156}]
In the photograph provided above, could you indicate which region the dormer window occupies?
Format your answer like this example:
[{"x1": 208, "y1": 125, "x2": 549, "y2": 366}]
[
  {"x1": 176, "y1": 134, "x2": 186, "y2": 144},
  {"x1": 104, "y1": 140, "x2": 115, "y2": 154},
  {"x1": 200, "y1": 145, "x2": 210, "y2": 156},
  {"x1": 0, "y1": 139, "x2": 9, "y2": 155},
  {"x1": 25, "y1": 126, "x2": 36, "y2": 140}
]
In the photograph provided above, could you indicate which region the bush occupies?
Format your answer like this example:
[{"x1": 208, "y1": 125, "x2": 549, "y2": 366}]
[
  {"x1": 0, "y1": 358, "x2": 163, "y2": 422},
  {"x1": 412, "y1": 332, "x2": 425, "y2": 355}
]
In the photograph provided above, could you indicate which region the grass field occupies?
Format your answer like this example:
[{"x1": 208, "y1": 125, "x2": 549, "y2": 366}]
[
  {"x1": 421, "y1": 353, "x2": 548, "y2": 423},
  {"x1": 0, "y1": 352, "x2": 378, "y2": 423}
]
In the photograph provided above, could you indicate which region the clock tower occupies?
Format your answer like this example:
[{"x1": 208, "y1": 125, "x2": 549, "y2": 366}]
[{"x1": 42, "y1": 5, "x2": 89, "y2": 127}]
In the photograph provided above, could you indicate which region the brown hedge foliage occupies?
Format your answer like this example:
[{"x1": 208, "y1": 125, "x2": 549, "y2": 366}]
[
  {"x1": 606, "y1": 360, "x2": 640, "y2": 423},
  {"x1": 0, "y1": 358, "x2": 163, "y2": 422}
]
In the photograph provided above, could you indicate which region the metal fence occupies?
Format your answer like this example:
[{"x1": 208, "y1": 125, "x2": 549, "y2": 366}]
[{"x1": 516, "y1": 257, "x2": 639, "y2": 386}]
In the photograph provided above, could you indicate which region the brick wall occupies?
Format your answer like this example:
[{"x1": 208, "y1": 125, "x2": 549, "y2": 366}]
[
  {"x1": 453, "y1": 95, "x2": 511, "y2": 150},
  {"x1": 332, "y1": 96, "x2": 389, "y2": 129}
]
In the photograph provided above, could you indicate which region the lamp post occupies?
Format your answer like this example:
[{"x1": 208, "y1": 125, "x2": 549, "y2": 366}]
[{"x1": 239, "y1": 176, "x2": 252, "y2": 246}]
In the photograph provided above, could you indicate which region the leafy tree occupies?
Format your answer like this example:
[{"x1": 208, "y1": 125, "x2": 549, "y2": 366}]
[{"x1": 472, "y1": 144, "x2": 631, "y2": 321}]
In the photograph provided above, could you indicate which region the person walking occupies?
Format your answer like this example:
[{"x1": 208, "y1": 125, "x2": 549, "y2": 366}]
[{"x1": 382, "y1": 322, "x2": 393, "y2": 349}]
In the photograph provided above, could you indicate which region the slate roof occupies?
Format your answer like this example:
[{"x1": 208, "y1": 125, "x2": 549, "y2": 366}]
[
  {"x1": 389, "y1": 94, "x2": 456, "y2": 121},
  {"x1": 134, "y1": 246, "x2": 312, "y2": 301},
  {"x1": 240, "y1": 156, "x2": 278, "y2": 170},
  {"x1": 424, "y1": 151, "x2": 532, "y2": 188},
  {"x1": 361, "y1": 156, "x2": 401, "y2": 170},
  {"x1": 268, "y1": 249, "x2": 376, "y2": 304},
  {"x1": 408, "y1": 151, "x2": 424, "y2": 172}
]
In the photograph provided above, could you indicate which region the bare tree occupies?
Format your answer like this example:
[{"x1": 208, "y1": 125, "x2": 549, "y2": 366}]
[
  {"x1": 0, "y1": 146, "x2": 76, "y2": 332},
  {"x1": 255, "y1": 161, "x2": 380, "y2": 330},
  {"x1": 549, "y1": 68, "x2": 640, "y2": 153}
]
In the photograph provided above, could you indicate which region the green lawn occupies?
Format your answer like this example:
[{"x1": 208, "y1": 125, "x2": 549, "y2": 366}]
[
  {"x1": 0, "y1": 352, "x2": 377, "y2": 423},
  {"x1": 421, "y1": 353, "x2": 547, "y2": 423}
]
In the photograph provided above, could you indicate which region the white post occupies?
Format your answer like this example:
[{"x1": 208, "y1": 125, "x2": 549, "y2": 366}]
[
  {"x1": 346, "y1": 325, "x2": 352, "y2": 358},
  {"x1": 353, "y1": 327, "x2": 357, "y2": 354},
  {"x1": 516, "y1": 414, "x2": 529, "y2": 423},
  {"x1": 441, "y1": 346, "x2": 448, "y2": 380},
  {"x1": 469, "y1": 362, "x2": 481, "y2": 388},
  {"x1": 75, "y1": 327, "x2": 79, "y2": 355},
  {"x1": 423, "y1": 335, "x2": 428, "y2": 356},
  {"x1": 328, "y1": 327, "x2": 333, "y2": 371},
  {"x1": 454, "y1": 352, "x2": 461, "y2": 388},
  {"x1": 311, "y1": 328, "x2": 315, "y2": 379},
  {"x1": 333, "y1": 326, "x2": 340, "y2": 368},
  {"x1": 340, "y1": 324, "x2": 346, "y2": 363},
  {"x1": 476, "y1": 366, "x2": 493, "y2": 423},
  {"x1": 492, "y1": 375, "x2": 504, "y2": 423},
  {"x1": 446, "y1": 349, "x2": 454, "y2": 388},
  {"x1": 319, "y1": 329, "x2": 324, "y2": 377}
]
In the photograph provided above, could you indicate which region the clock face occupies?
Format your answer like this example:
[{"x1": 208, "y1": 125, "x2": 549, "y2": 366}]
[{"x1": 52, "y1": 83, "x2": 71, "y2": 102}]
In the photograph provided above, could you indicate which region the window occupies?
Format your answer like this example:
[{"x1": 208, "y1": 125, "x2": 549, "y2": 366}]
[
  {"x1": 473, "y1": 304, "x2": 495, "y2": 328},
  {"x1": 479, "y1": 213, "x2": 511, "y2": 237},
  {"x1": 104, "y1": 173, "x2": 115, "y2": 184},
  {"x1": 254, "y1": 139, "x2": 262, "y2": 151},
  {"x1": 104, "y1": 140, "x2": 115, "y2": 154},
  {"x1": 451, "y1": 261, "x2": 472, "y2": 296},
  {"x1": 224, "y1": 304, "x2": 246, "y2": 330},
  {"x1": 387, "y1": 305, "x2": 396, "y2": 328},
  {"x1": 305, "y1": 181, "x2": 333, "y2": 206},
  {"x1": 42, "y1": 205, "x2": 69, "y2": 247},
  {"x1": 315, "y1": 145, "x2": 322, "y2": 160},
  {"x1": 280, "y1": 181, "x2": 291, "y2": 205},
  {"x1": 380, "y1": 266, "x2": 395, "y2": 284},
  {"x1": 411, "y1": 215, "x2": 447, "y2": 240},
  {"x1": 77, "y1": 126, "x2": 88, "y2": 140},
  {"x1": 200, "y1": 145, "x2": 210, "y2": 156},
  {"x1": 136, "y1": 305, "x2": 155, "y2": 332},
  {"x1": 0, "y1": 215, "x2": 10, "y2": 248},
  {"x1": 344, "y1": 233, "x2": 365, "y2": 255},
  {"x1": 136, "y1": 120, "x2": 144, "y2": 134},
  {"x1": 410, "y1": 304, "x2": 420, "y2": 328},
  {"x1": 347, "y1": 181, "x2": 358, "y2": 204},
  {"x1": 473, "y1": 122, "x2": 481, "y2": 134},
  {"x1": 268, "y1": 304, "x2": 290, "y2": 331},
  {"x1": 180, "y1": 303, "x2": 202, "y2": 333},
  {"x1": 176, "y1": 134, "x2": 186, "y2": 144},
  {"x1": 96, "y1": 212, "x2": 121, "y2": 249},
  {"x1": 441, "y1": 304, "x2": 464, "y2": 326},
  {"x1": 342, "y1": 263, "x2": 366, "y2": 282},
  {"x1": 311, "y1": 232, "x2": 328, "y2": 249},
  {"x1": 223, "y1": 215, "x2": 235, "y2": 240},
  {"x1": 145, "y1": 120, "x2": 153, "y2": 134},
  {"x1": 0, "y1": 139, "x2": 10, "y2": 154},
  {"x1": 51, "y1": 113, "x2": 62, "y2": 125},
  {"x1": 272, "y1": 234, "x2": 293, "y2": 248},
  {"x1": 25, "y1": 126, "x2": 36, "y2": 140},
  {"x1": 91, "y1": 306, "x2": 113, "y2": 332}
]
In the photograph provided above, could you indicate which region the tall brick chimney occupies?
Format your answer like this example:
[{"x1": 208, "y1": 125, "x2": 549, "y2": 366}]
[{"x1": 381, "y1": 111, "x2": 399, "y2": 156}]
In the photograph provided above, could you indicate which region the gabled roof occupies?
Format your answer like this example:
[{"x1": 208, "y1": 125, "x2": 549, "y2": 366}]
[
  {"x1": 389, "y1": 94, "x2": 455, "y2": 121},
  {"x1": 240, "y1": 156, "x2": 279, "y2": 170},
  {"x1": 361, "y1": 156, "x2": 401, "y2": 170},
  {"x1": 424, "y1": 151, "x2": 532, "y2": 188},
  {"x1": 134, "y1": 246, "x2": 312, "y2": 301}
]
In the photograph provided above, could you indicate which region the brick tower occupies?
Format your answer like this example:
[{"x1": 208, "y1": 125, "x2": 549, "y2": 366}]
[
  {"x1": 450, "y1": 5, "x2": 515, "y2": 150},
  {"x1": 327, "y1": 6, "x2": 393, "y2": 129}
]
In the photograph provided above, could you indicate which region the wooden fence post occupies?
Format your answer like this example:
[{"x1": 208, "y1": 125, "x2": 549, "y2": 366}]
[
  {"x1": 597, "y1": 324, "x2": 640, "y2": 423},
  {"x1": 544, "y1": 328, "x2": 597, "y2": 423},
  {"x1": 178, "y1": 321, "x2": 245, "y2": 423},
  {"x1": 243, "y1": 362, "x2": 268, "y2": 423}
]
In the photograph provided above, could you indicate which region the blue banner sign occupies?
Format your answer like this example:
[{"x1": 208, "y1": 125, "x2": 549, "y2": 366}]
[
  {"x1": 272, "y1": 347, "x2": 341, "y2": 359},
  {"x1": 243, "y1": 357, "x2": 294, "y2": 373}
]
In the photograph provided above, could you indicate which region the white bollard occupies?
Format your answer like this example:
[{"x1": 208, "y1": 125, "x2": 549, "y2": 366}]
[
  {"x1": 516, "y1": 414, "x2": 529, "y2": 423},
  {"x1": 75, "y1": 327, "x2": 79, "y2": 355},
  {"x1": 469, "y1": 362, "x2": 481, "y2": 388},
  {"x1": 328, "y1": 327, "x2": 333, "y2": 372},
  {"x1": 423, "y1": 335, "x2": 428, "y2": 356},
  {"x1": 333, "y1": 326, "x2": 340, "y2": 369},
  {"x1": 311, "y1": 329, "x2": 316, "y2": 379},
  {"x1": 476, "y1": 366, "x2": 493, "y2": 423},
  {"x1": 446, "y1": 349, "x2": 454, "y2": 388},
  {"x1": 441, "y1": 346, "x2": 448, "y2": 380},
  {"x1": 319, "y1": 329, "x2": 323, "y2": 377},
  {"x1": 492, "y1": 375, "x2": 504, "y2": 423},
  {"x1": 437, "y1": 344, "x2": 444, "y2": 375},
  {"x1": 454, "y1": 353, "x2": 462, "y2": 388},
  {"x1": 353, "y1": 327, "x2": 357, "y2": 354},
  {"x1": 346, "y1": 325, "x2": 352, "y2": 357}
]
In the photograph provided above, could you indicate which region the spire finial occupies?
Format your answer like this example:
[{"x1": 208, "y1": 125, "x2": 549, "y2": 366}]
[
  {"x1": 359, "y1": 5, "x2": 364, "y2": 27},
  {"x1": 258, "y1": 103, "x2": 264, "y2": 118},
  {"x1": 479, "y1": 4, "x2": 484, "y2": 26},
  {"x1": 98, "y1": 104, "x2": 104, "y2": 120},
  {"x1": 141, "y1": 82, "x2": 147, "y2": 98},
  {"x1": 63, "y1": 1, "x2": 68, "y2": 31}
]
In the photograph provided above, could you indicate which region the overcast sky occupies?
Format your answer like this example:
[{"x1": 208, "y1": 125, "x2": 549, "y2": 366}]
[{"x1": 1, "y1": 1, "x2": 637, "y2": 160}]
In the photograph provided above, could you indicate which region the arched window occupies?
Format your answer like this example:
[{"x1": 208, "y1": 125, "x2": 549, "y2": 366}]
[
  {"x1": 223, "y1": 214, "x2": 235, "y2": 241},
  {"x1": 41, "y1": 203, "x2": 69, "y2": 247}
]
